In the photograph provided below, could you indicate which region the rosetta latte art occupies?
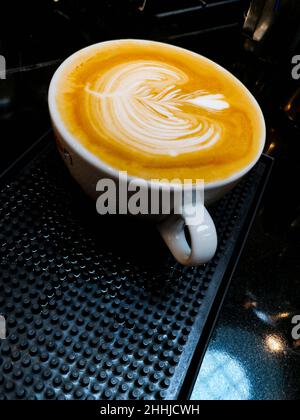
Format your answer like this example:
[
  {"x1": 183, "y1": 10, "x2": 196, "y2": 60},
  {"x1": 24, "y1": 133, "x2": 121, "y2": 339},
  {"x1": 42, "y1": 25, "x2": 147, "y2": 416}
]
[{"x1": 85, "y1": 61, "x2": 230, "y2": 157}]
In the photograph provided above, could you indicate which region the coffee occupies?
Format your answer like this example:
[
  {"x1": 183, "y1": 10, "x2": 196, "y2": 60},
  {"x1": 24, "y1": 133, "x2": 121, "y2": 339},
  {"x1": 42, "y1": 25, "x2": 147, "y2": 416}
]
[{"x1": 55, "y1": 40, "x2": 264, "y2": 183}]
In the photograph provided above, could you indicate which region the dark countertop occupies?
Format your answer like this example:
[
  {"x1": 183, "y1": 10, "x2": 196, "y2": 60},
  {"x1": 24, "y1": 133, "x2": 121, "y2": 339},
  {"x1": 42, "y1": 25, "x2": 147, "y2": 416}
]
[
  {"x1": 192, "y1": 118, "x2": 300, "y2": 400},
  {"x1": 192, "y1": 219, "x2": 300, "y2": 400}
]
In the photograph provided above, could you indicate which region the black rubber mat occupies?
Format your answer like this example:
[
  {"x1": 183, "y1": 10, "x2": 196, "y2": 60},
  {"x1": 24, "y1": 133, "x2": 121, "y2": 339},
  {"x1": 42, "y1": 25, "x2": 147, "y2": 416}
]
[{"x1": 0, "y1": 132, "x2": 273, "y2": 400}]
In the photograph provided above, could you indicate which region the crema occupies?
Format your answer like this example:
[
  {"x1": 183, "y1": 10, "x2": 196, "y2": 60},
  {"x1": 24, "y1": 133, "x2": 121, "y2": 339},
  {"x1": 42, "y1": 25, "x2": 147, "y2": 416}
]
[{"x1": 56, "y1": 40, "x2": 263, "y2": 183}]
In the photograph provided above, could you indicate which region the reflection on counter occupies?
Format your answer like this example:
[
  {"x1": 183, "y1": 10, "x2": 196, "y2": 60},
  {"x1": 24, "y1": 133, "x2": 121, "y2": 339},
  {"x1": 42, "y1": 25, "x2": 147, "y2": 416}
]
[
  {"x1": 191, "y1": 350, "x2": 250, "y2": 400},
  {"x1": 265, "y1": 335, "x2": 286, "y2": 354}
]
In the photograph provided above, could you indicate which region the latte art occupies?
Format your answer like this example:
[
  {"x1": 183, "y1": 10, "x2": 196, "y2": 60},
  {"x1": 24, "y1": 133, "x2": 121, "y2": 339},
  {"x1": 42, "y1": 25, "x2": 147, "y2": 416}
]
[
  {"x1": 55, "y1": 40, "x2": 263, "y2": 183},
  {"x1": 85, "y1": 61, "x2": 229, "y2": 157}
]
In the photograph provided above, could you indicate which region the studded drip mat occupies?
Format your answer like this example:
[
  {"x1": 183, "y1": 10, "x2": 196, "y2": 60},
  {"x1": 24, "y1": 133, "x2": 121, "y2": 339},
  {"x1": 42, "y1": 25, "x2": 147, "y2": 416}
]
[{"x1": 0, "y1": 133, "x2": 273, "y2": 400}]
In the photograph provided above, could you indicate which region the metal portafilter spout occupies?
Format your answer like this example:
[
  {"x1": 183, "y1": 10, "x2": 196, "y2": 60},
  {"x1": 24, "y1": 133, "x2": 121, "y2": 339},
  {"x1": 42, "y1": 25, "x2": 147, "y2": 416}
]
[
  {"x1": 240, "y1": 0, "x2": 300, "y2": 110},
  {"x1": 243, "y1": 0, "x2": 300, "y2": 58}
]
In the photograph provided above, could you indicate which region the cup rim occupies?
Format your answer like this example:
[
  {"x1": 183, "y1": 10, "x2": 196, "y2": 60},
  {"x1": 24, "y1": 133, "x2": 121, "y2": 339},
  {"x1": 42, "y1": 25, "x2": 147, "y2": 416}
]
[{"x1": 48, "y1": 39, "x2": 266, "y2": 191}]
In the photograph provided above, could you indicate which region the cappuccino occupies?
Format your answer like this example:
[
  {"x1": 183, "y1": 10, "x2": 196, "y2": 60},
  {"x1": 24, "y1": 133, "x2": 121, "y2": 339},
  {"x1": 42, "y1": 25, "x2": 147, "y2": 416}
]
[{"x1": 55, "y1": 40, "x2": 264, "y2": 183}]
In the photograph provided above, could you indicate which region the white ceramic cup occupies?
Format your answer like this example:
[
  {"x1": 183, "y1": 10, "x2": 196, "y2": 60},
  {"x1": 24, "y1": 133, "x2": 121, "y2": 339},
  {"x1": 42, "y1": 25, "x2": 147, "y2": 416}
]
[{"x1": 48, "y1": 40, "x2": 266, "y2": 266}]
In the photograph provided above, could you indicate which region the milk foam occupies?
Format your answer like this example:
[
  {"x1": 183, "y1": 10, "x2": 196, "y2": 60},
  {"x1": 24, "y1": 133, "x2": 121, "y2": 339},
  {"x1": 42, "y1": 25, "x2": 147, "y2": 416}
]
[{"x1": 84, "y1": 61, "x2": 230, "y2": 157}]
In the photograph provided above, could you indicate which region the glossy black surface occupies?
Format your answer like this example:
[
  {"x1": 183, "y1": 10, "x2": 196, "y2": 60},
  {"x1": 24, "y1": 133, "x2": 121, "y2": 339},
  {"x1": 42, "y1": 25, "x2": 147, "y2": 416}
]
[
  {"x1": 192, "y1": 220, "x2": 300, "y2": 400},
  {"x1": 1, "y1": 0, "x2": 300, "y2": 400},
  {"x1": 192, "y1": 117, "x2": 300, "y2": 400}
]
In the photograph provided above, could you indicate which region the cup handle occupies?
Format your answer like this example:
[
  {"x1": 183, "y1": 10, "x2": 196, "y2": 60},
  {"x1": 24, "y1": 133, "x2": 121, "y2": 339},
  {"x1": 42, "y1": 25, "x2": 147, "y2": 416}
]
[{"x1": 158, "y1": 203, "x2": 218, "y2": 266}]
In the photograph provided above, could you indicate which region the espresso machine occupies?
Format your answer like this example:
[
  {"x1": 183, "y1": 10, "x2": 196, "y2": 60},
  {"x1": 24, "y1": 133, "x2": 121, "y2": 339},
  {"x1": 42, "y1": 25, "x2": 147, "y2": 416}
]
[{"x1": 0, "y1": 0, "x2": 300, "y2": 402}]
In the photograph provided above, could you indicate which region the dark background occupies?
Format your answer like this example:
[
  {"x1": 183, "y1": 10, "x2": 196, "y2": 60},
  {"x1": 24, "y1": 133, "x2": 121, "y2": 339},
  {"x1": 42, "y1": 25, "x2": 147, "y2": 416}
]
[{"x1": 1, "y1": 0, "x2": 300, "y2": 400}]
